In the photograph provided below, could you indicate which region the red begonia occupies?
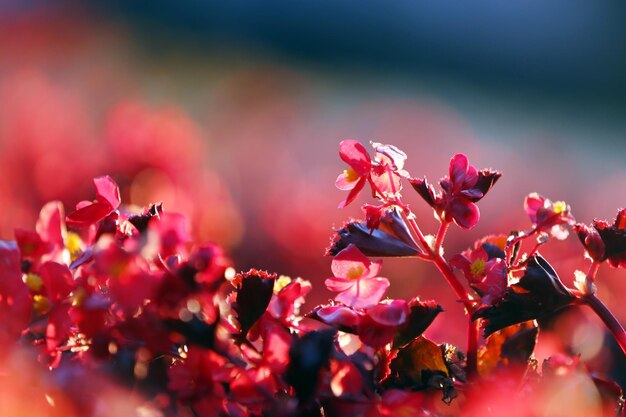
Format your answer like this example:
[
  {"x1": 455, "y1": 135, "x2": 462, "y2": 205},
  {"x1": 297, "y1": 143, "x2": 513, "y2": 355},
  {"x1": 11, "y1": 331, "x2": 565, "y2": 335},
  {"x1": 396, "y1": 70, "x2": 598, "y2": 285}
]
[
  {"x1": 66, "y1": 176, "x2": 121, "y2": 228},
  {"x1": 410, "y1": 153, "x2": 500, "y2": 229}
]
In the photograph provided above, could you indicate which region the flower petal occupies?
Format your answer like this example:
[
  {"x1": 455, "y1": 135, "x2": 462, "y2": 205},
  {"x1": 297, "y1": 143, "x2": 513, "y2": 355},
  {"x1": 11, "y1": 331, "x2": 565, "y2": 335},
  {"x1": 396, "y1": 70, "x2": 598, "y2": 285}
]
[
  {"x1": 449, "y1": 154, "x2": 469, "y2": 186},
  {"x1": 462, "y1": 165, "x2": 479, "y2": 189},
  {"x1": 372, "y1": 142, "x2": 407, "y2": 171},
  {"x1": 331, "y1": 244, "x2": 372, "y2": 278},
  {"x1": 524, "y1": 193, "x2": 544, "y2": 220},
  {"x1": 366, "y1": 299, "x2": 409, "y2": 326},
  {"x1": 66, "y1": 202, "x2": 114, "y2": 228},
  {"x1": 315, "y1": 305, "x2": 361, "y2": 330},
  {"x1": 335, "y1": 172, "x2": 358, "y2": 191},
  {"x1": 337, "y1": 177, "x2": 367, "y2": 208},
  {"x1": 324, "y1": 277, "x2": 354, "y2": 292},
  {"x1": 335, "y1": 277, "x2": 389, "y2": 309},
  {"x1": 448, "y1": 198, "x2": 480, "y2": 229},
  {"x1": 93, "y1": 176, "x2": 121, "y2": 209},
  {"x1": 36, "y1": 201, "x2": 66, "y2": 249},
  {"x1": 339, "y1": 140, "x2": 371, "y2": 176}
]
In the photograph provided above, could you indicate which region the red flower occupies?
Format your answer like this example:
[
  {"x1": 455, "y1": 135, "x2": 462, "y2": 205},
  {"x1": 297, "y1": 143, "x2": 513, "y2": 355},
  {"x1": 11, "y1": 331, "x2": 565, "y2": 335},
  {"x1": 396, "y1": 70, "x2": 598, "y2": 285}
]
[
  {"x1": 230, "y1": 365, "x2": 279, "y2": 412},
  {"x1": 574, "y1": 208, "x2": 626, "y2": 268},
  {"x1": 410, "y1": 154, "x2": 500, "y2": 229},
  {"x1": 147, "y1": 212, "x2": 191, "y2": 259},
  {"x1": 0, "y1": 241, "x2": 31, "y2": 353},
  {"x1": 15, "y1": 201, "x2": 67, "y2": 265},
  {"x1": 167, "y1": 347, "x2": 229, "y2": 417},
  {"x1": 66, "y1": 176, "x2": 121, "y2": 228},
  {"x1": 325, "y1": 244, "x2": 389, "y2": 309},
  {"x1": 524, "y1": 193, "x2": 575, "y2": 239},
  {"x1": 267, "y1": 276, "x2": 312, "y2": 324}
]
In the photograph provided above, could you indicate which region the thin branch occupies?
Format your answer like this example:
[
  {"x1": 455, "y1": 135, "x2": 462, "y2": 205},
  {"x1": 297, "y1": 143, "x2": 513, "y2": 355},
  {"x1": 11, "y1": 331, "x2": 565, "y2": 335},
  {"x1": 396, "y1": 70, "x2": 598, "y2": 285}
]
[{"x1": 583, "y1": 292, "x2": 626, "y2": 356}]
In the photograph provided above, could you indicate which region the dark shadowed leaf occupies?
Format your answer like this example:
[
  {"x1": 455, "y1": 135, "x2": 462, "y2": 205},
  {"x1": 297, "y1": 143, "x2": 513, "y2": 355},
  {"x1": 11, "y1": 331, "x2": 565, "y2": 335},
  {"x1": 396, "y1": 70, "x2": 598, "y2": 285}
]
[
  {"x1": 128, "y1": 203, "x2": 163, "y2": 233},
  {"x1": 386, "y1": 336, "x2": 457, "y2": 404},
  {"x1": 481, "y1": 242, "x2": 505, "y2": 260},
  {"x1": 473, "y1": 255, "x2": 574, "y2": 337},
  {"x1": 478, "y1": 321, "x2": 538, "y2": 377},
  {"x1": 286, "y1": 329, "x2": 336, "y2": 403},
  {"x1": 409, "y1": 177, "x2": 439, "y2": 208},
  {"x1": 326, "y1": 209, "x2": 421, "y2": 257},
  {"x1": 163, "y1": 316, "x2": 217, "y2": 349},
  {"x1": 393, "y1": 299, "x2": 443, "y2": 349},
  {"x1": 469, "y1": 170, "x2": 502, "y2": 203},
  {"x1": 232, "y1": 269, "x2": 276, "y2": 339}
]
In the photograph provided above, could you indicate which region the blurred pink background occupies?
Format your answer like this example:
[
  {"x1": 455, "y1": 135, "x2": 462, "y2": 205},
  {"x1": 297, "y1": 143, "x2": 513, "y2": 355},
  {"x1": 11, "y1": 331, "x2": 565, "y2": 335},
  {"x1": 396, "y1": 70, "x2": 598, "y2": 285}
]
[{"x1": 1, "y1": 2, "x2": 625, "y2": 384}]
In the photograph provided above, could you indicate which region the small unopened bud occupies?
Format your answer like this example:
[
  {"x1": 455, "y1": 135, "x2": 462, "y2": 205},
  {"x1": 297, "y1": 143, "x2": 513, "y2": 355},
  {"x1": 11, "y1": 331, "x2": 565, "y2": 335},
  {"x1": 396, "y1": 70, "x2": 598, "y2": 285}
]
[{"x1": 574, "y1": 224, "x2": 605, "y2": 262}]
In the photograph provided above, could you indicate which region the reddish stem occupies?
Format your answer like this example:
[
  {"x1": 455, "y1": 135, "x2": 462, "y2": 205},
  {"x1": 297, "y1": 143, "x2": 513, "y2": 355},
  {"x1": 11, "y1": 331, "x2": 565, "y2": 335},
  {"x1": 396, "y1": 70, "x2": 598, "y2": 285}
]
[
  {"x1": 434, "y1": 221, "x2": 449, "y2": 254},
  {"x1": 586, "y1": 261, "x2": 600, "y2": 282},
  {"x1": 583, "y1": 293, "x2": 626, "y2": 356},
  {"x1": 376, "y1": 171, "x2": 479, "y2": 375},
  {"x1": 466, "y1": 318, "x2": 479, "y2": 380},
  {"x1": 431, "y1": 253, "x2": 475, "y2": 312},
  {"x1": 402, "y1": 210, "x2": 479, "y2": 377}
]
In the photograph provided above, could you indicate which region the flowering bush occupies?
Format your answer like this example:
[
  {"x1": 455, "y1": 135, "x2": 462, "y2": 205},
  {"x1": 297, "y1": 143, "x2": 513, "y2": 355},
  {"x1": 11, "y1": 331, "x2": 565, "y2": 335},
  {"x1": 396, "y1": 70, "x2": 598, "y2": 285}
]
[{"x1": 0, "y1": 140, "x2": 624, "y2": 417}]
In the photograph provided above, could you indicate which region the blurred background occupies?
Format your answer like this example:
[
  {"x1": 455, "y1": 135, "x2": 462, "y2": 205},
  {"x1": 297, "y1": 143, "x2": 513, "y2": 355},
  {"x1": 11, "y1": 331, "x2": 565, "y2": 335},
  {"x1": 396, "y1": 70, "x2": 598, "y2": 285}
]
[{"x1": 1, "y1": 0, "x2": 625, "y2": 383}]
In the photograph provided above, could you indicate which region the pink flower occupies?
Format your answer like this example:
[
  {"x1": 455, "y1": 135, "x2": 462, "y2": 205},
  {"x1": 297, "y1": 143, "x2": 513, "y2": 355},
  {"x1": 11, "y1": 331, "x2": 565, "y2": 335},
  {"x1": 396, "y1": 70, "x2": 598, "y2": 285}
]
[
  {"x1": 335, "y1": 140, "x2": 373, "y2": 208},
  {"x1": 335, "y1": 140, "x2": 407, "y2": 208},
  {"x1": 325, "y1": 244, "x2": 389, "y2": 309},
  {"x1": 524, "y1": 193, "x2": 575, "y2": 239}
]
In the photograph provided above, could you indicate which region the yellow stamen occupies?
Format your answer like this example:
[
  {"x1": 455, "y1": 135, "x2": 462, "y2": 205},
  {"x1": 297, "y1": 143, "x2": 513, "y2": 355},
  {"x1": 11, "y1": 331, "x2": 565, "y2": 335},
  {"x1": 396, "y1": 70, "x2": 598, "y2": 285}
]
[
  {"x1": 346, "y1": 265, "x2": 365, "y2": 279},
  {"x1": 470, "y1": 259, "x2": 486, "y2": 277},
  {"x1": 552, "y1": 201, "x2": 567, "y2": 214},
  {"x1": 33, "y1": 295, "x2": 52, "y2": 314},
  {"x1": 71, "y1": 287, "x2": 88, "y2": 307},
  {"x1": 274, "y1": 275, "x2": 292, "y2": 293},
  {"x1": 343, "y1": 168, "x2": 360, "y2": 182},
  {"x1": 65, "y1": 232, "x2": 83, "y2": 260},
  {"x1": 24, "y1": 273, "x2": 43, "y2": 292}
]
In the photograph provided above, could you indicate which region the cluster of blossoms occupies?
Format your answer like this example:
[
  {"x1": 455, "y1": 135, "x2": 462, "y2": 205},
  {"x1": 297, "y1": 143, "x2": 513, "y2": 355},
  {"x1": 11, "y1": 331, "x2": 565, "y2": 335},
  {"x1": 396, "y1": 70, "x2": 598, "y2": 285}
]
[
  {"x1": 0, "y1": 141, "x2": 625, "y2": 417},
  {"x1": 0, "y1": 78, "x2": 243, "y2": 247}
]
